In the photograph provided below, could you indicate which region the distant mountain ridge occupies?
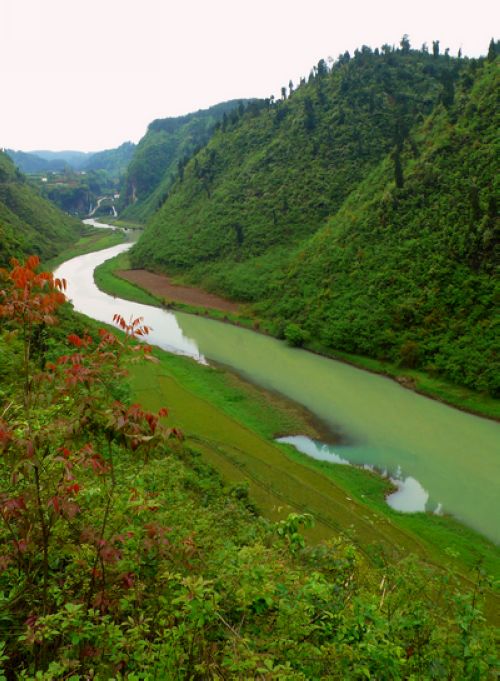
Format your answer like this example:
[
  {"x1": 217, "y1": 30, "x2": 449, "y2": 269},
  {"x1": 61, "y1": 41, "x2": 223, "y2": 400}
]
[{"x1": 6, "y1": 143, "x2": 135, "y2": 177}]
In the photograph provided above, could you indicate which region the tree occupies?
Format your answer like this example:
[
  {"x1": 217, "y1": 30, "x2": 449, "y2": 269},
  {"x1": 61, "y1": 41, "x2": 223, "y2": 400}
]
[
  {"x1": 487, "y1": 38, "x2": 498, "y2": 61},
  {"x1": 317, "y1": 58, "x2": 328, "y2": 77},
  {"x1": 303, "y1": 96, "x2": 316, "y2": 131},
  {"x1": 392, "y1": 146, "x2": 404, "y2": 188},
  {"x1": 432, "y1": 40, "x2": 440, "y2": 58},
  {"x1": 400, "y1": 34, "x2": 411, "y2": 54}
]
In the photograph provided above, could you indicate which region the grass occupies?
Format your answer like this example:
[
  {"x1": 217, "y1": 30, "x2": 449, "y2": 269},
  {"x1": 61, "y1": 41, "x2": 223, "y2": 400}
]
[
  {"x1": 105, "y1": 217, "x2": 145, "y2": 230},
  {"x1": 126, "y1": 347, "x2": 500, "y2": 620},
  {"x1": 44, "y1": 228, "x2": 127, "y2": 271}
]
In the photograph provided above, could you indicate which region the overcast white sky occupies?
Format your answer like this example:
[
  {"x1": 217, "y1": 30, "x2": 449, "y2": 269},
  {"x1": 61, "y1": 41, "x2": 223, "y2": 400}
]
[{"x1": 0, "y1": 0, "x2": 497, "y2": 152}]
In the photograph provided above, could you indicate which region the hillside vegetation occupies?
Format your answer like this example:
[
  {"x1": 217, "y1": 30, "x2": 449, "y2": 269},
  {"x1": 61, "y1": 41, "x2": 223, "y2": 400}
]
[
  {"x1": 130, "y1": 43, "x2": 499, "y2": 395},
  {"x1": 119, "y1": 99, "x2": 252, "y2": 223},
  {"x1": 0, "y1": 151, "x2": 81, "y2": 265},
  {"x1": 0, "y1": 257, "x2": 497, "y2": 678}
]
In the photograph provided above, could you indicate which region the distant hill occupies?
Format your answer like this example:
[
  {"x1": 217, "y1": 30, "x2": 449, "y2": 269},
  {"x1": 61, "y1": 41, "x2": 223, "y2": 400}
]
[
  {"x1": 6, "y1": 143, "x2": 135, "y2": 178},
  {"x1": 30, "y1": 150, "x2": 91, "y2": 167},
  {"x1": 118, "y1": 100, "x2": 254, "y2": 223},
  {"x1": 0, "y1": 150, "x2": 81, "y2": 265},
  {"x1": 130, "y1": 43, "x2": 499, "y2": 395},
  {"x1": 4, "y1": 150, "x2": 70, "y2": 174},
  {"x1": 82, "y1": 141, "x2": 135, "y2": 178}
]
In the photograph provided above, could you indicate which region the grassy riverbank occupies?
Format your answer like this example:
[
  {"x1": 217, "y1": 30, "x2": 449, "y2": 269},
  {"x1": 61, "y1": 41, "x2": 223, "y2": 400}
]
[
  {"x1": 127, "y1": 346, "x2": 500, "y2": 621},
  {"x1": 44, "y1": 226, "x2": 127, "y2": 271},
  {"x1": 95, "y1": 252, "x2": 500, "y2": 421}
]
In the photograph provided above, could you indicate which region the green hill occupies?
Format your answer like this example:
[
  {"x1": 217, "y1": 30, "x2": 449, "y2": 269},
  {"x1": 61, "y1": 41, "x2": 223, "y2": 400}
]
[
  {"x1": 130, "y1": 44, "x2": 499, "y2": 395},
  {"x1": 4, "y1": 149, "x2": 69, "y2": 173},
  {"x1": 0, "y1": 150, "x2": 82, "y2": 265},
  {"x1": 119, "y1": 99, "x2": 254, "y2": 223},
  {"x1": 82, "y1": 141, "x2": 135, "y2": 178},
  {"x1": 7, "y1": 143, "x2": 135, "y2": 179}
]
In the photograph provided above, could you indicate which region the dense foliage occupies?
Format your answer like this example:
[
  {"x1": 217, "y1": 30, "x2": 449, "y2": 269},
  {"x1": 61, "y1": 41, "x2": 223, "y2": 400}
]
[
  {"x1": 0, "y1": 152, "x2": 81, "y2": 266},
  {"x1": 130, "y1": 44, "x2": 499, "y2": 394},
  {"x1": 81, "y1": 142, "x2": 136, "y2": 178},
  {"x1": 119, "y1": 100, "x2": 253, "y2": 223},
  {"x1": 0, "y1": 257, "x2": 497, "y2": 679}
]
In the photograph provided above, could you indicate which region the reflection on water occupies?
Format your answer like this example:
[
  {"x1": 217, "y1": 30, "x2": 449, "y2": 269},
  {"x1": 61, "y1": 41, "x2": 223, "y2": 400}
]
[
  {"x1": 277, "y1": 435, "x2": 350, "y2": 465},
  {"x1": 386, "y1": 475, "x2": 429, "y2": 513},
  {"x1": 277, "y1": 435, "x2": 435, "y2": 514}
]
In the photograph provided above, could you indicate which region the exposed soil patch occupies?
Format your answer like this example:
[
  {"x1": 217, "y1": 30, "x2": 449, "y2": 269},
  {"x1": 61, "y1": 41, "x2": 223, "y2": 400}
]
[{"x1": 117, "y1": 269, "x2": 241, "y2": 313}]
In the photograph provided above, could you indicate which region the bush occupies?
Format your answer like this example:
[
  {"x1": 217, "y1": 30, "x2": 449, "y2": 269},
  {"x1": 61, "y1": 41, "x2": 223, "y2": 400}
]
[{"x1": 284, "y1": 323, "x2": 308, "y2": 347}]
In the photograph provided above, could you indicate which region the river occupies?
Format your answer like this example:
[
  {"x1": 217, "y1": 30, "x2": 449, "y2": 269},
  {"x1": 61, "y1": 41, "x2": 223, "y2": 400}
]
[{"x1": 54, "y1": 239, "x2": 500, "y2": 544}]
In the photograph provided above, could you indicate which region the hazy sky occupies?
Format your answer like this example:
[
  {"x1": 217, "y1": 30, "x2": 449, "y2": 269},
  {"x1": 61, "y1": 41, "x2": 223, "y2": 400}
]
[{"x1": 0, "y1": 0, "x2": 497, "y2": 151}]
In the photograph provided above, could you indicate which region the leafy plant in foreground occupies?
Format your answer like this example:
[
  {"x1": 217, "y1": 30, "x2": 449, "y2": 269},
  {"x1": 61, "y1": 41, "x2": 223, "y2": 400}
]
[{"x1": 0, "y1": 256, "x2": 179, "y2": 674}]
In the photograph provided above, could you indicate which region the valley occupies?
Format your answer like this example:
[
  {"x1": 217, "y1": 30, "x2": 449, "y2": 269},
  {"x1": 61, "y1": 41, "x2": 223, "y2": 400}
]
[
  {"x1": 0, "y1": 32, "x2": 498, "y2": 678},
  {"x1": 53, "y1": 230, "x2": 500, "y2": 606}
]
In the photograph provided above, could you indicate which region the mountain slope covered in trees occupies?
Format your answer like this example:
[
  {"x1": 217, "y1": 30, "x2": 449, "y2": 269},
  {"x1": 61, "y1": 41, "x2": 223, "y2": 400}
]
[
  {"x1": 119, "y1": 100, "x2": 253, "y2": 223},
  {"x1": 0, "y1": 150, "x2": 81, "y2": 265},
  {"x1": 130, "y1": 44, "x2": 499, "y2": 395}
]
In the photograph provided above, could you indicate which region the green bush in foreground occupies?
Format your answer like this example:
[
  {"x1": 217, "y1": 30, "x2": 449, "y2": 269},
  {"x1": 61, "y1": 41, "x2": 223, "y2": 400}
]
[{"x1": 0, "y1": 257, "x2": 497, "y2": 679}]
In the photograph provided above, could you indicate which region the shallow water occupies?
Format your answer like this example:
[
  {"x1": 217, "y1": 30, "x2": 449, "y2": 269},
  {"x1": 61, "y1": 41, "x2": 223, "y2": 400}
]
[{"x1": 54, "y1": 244, "x2": 500, "y2": 543}]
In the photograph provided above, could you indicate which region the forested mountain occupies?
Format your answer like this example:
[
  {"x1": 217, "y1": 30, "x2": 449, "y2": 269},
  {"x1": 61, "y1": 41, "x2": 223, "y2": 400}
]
[
  {"x1": 82, "y1": 141, "x2": 135, "y2": 177},
  {"x1": 118, "y1": 99, "x2": 253, "y2": 223},
  {"x1": 130, "y1": 43, "x2": 499, "y2": 395},
  {"x1": 0, "y1": 150, "x2": 81, "y2": 265}
]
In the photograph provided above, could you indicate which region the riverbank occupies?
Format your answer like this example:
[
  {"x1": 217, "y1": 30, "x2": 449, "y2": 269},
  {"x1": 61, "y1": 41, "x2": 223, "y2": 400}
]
[
  {"x1": 44, "y1": 225, "x2": 127, "y2": 271},
  {"x1": 49, "y1": 238, "x2": 500, "y2": 621},
  {"x1": 95, "y1": 252, "x2": 500, "y2": 421},
  {"x1": 127, "y1": 338, "x2": 500, "y2": 622}
]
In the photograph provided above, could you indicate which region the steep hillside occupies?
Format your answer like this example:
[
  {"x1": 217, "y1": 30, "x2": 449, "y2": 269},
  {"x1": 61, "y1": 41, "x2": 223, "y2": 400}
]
[
  {"x1": 119, "y1": 99, "x2": 252, "y2": 223},
  {"x1": 130, "y1": 45, "x2": 499, "y2": 394},
  {"x1": 265, "y1": 58, "x2": 499, "y2": 394},
  {"x1": 0, "y1": 151, "x2": 81, "y2": 265},
  {"x1": 131, "y1": 46, "x2": 461, "y2": 273}
]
